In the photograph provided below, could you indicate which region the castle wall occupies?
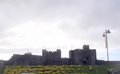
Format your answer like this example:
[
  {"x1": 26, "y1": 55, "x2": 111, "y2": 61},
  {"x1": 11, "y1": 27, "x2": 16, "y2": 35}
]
[
  {"x1": 5, "y1": 54, "x2": 44, "y2": 66},
  {"x1": 5, "y1": 45, "x2": 97, "y2": 66}
]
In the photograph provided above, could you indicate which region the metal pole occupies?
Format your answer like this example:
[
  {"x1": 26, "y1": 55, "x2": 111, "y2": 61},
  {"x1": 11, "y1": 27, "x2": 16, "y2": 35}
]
[
  {"x1": 103, "y1": 29, "x2": 110, "y2": 62},
  {"x1": 105, "y1": 30, "x2": 109, "y2": 62},
  {"x1": 103, "y1": 29, "x2": 111, "y2": 74}
]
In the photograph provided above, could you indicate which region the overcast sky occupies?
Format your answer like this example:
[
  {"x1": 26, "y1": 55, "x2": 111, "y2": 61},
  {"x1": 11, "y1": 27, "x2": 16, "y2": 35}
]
[{"x1": 0, "y1": 0, "x2": 120, "y2": 61}]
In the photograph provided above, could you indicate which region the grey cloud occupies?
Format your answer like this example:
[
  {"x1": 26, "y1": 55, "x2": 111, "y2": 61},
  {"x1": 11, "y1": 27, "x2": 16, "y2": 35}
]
[
  {"x1": 0, "y1": 0, "x2": 120, "y2": 60},
  {"x1": 59, "y1": 0, "x2": 120, "y2": 48},
  {"x1": 0, "y1": 0, "x2": 120, "y2": 41}
]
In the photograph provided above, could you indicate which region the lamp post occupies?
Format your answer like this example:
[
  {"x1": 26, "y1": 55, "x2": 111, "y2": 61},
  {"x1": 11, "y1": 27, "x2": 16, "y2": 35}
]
[
  {"x1": 103, "y1": 29, "x2": 111, "y2": 62},
  {"x1": 103, "y1": 29, "x2": 111, "y2": 73}
]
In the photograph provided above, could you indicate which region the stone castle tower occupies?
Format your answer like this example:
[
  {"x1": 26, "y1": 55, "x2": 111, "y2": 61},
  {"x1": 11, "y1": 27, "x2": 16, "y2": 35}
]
[
  {"x1": 69, "y1": 45, "x2": 96, "y2": 65},
  {"x1": 42, "y1": 49, "x2": 61, "y2": 65}
]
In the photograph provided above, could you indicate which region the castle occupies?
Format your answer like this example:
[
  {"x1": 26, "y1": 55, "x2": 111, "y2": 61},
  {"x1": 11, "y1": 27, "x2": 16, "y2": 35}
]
[
  {"x1": 5, "y1": 45, "x2": 100, "y2": 66},
  {"x1": 69, "y1": 45, "x2": 96, "y2": 65}
]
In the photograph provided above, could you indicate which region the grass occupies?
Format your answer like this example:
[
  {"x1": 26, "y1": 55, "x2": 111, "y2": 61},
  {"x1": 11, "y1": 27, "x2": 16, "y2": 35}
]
[{"x1": 0, "y1": 67, "x2": 5, "y2": 74}]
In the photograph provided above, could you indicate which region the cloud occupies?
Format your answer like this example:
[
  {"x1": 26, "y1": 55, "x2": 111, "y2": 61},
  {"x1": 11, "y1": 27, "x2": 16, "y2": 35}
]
[{"x1": 0, "y1": 0, "x2": 120, "y2": 60}]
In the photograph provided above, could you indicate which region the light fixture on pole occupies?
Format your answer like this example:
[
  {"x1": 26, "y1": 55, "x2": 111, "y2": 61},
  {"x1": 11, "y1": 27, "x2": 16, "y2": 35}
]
[{"x1": 103, "y1": 29, "x2": 111, "y2": 62}]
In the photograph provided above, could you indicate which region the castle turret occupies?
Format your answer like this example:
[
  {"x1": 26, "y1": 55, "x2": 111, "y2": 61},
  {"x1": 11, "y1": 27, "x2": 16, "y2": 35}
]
[{"x1": 83, "y1": 45, "x2": 89, "y2": 50}]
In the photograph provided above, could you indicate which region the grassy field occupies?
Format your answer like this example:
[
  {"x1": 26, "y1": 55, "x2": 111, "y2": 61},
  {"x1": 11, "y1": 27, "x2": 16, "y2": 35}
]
[
  {"x1": 3, "y1": 65, "x2": 108, "y2": 74},
  {"x1": 0, "y1": 67, "x2": 5, "y2": 74}
]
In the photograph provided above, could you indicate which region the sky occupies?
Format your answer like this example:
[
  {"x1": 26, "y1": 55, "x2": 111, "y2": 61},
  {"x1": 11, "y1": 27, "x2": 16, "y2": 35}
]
[{"x1": 0, "y1": 0, "x2": 120, "y2": 61}]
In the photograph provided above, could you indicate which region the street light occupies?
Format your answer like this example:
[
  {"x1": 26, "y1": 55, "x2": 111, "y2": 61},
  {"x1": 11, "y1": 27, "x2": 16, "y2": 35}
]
[
  {"x1": 103, "y1": 29, "x2": 111, "y2": 62},
  {"x1": 103, "y1": 29, "x2": 111, "y2": 74}
]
